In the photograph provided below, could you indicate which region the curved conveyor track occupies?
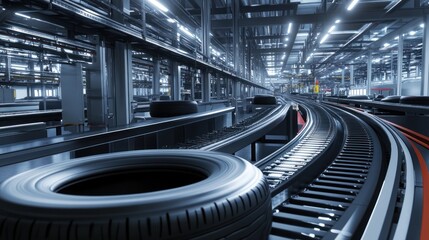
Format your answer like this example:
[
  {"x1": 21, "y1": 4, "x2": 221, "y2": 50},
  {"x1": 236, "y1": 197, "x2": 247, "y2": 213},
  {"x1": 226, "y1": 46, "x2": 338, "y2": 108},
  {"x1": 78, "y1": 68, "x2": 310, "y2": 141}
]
[{"x1": 259, "y1": 99, "x2": 385, "y2": 239}]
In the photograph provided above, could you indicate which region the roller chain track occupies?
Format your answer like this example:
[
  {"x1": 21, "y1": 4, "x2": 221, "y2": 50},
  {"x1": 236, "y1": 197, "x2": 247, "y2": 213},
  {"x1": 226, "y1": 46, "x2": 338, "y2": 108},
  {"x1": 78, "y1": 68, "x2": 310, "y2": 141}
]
[
  {"x1": 261, "y1": 104, "x2": 335, "y2": 190},
  {"x1": 167, "y1": 97, "x2": 385, "y2": 238},
  {"x1": 263, "y1": 100, "x2": 383, "y2": 239},
  {"x1": 162, "y1": 106, "x2": 276, "y2": 149}
]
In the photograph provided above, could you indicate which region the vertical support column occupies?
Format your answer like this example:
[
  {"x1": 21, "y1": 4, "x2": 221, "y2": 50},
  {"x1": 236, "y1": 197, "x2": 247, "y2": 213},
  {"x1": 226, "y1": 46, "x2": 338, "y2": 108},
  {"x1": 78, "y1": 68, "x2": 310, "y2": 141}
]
[
  {"x1": 397, "y1": 34, "x2": 404, "y2": 95},
  {"x1": 141, "y1": 0, "x2": 147, "y2": 38},
  {"x1": 241, "y1": 28, "x2": 246, "y2": 77},
  {"x1": 421, "y1": 15, "x2": 429, "y2": 96},
  {"x1": 248, "y1": 41, "x2": 252, "y2": 80},
  {"x1": 226, "y1": 78, "x2": 231, "y2": 99},
  {"x1": 367, "y1": 51, "x2": 372, "y2": 96},
  {"x1": 5, "y1": 56, "x2": 11, "y2": 82},
  {"x1": 191, "y1": 68, "x2": 195, "y2": 100},
  {"x1": 111, "y1": 41, "x2": 133, "y2": 127},
  {"x1": 216, "y1": 75, "x2": 222, "y2": 99},
  {"x1": 39, "y1": 54, "x2": 47, "y2": 108},
  {"x1": 232, "y1": 80, "x2": 239, "y2": 99},
  {"x1": 350, "y1": 64, "x2": 354, "y2": 85},
  {"x1": 27, "y1": 57, "x2": 33, "y2": 99},
  {"x1": 202, "y1": 69, "x2": 211, "y2": 102},
  {"x1": 61, "y1": 63, "x2": 85, "y2": 133},
  {"x1": 170, "y1": 61, "x2": 180, "y2": 100},
  {"x1": 153, "y1": 56, "x2": 160, "y2": 99},
  {"x1": 233, "y1": 0, "x2": 240, "y2": 74},
  {"x1": 341, "y1": 67, "x2": 345, "y2": 85},
  {"x1": 112, "y1": 0, "x2": 130, "y2": 23},
  {"x1": 201, "y1": 0, "x2": 211, "y2": 61},
  {"x1": 86, "y1": 39, "x2": 109, "y2": 129}
]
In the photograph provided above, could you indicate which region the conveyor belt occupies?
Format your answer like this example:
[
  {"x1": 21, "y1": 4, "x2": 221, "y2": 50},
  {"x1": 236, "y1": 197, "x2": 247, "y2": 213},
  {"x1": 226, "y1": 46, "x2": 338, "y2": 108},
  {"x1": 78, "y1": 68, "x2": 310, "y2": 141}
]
[
  {"x1": 261, "y1": 104, "x2": 335, "y2": 190},
  {"x1": 170, "y1": 106, "x2": 276, "y2": 149},
  {"x1": 259, "y1": 99, "x2": 385, "y2": 239},
  {"x1": 270, "y1": 109, "x2": 376, "y2": 239}
]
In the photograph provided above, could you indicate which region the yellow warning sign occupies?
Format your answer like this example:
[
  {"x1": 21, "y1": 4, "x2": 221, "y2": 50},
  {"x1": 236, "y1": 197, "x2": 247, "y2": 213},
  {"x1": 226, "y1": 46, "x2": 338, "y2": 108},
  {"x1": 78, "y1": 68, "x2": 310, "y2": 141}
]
[{"x1": 314, "y1": 85, "x2": 319, "y2": 93}]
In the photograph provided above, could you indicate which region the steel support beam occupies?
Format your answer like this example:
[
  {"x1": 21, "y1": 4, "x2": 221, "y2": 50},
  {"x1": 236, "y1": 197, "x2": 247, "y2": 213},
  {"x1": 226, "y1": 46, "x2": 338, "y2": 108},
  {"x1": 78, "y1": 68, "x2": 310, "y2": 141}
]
[
  {"x1": 107, "y1": 41, "x2": 133, "y2": 127},
  {"x1": 216, "y1": 75, "x2": 222, "y2": 99},
  {"x1": 171, "y1": 61, "x2": 180, "y2": 100},
  {"x1": 212, "y1": 8, "x2": 429, "y2": 28},
  {"x1": 422, "y1": 14, "x2": 429, "y2": 96},
  {"x1": 202, "y1": 0, "x2": 211, "y2": 60},
  {"x1": 86, "y1": 40, "x2": 109, "y2": 129},
  {"x1": 233, "y1": 0, "x2": 240, "y2": 74},
  {"x1": 112, "y1": 0, "x2": 129, "y2": 23},
  {"x1": 367, "y1": 51, "x2": 372, "y2": 96},
  {"x1": 240, "y1": 3, "x2": 298, "y2": 13},
  {"x1": 60, "y1": 63, "x2": 84, "y2": 133},
  {"x1": 397, "y1": 34, "x2": 403, "y2": 95},
  {"x1": 141, "y1": 0, "x2": 147, "y2": 38},
  {"x1": 153, "y1": 57, "x2": 160, "y2": 98},
  {"x1": 202, "y1": 70, "x2": 211, "y2": 102}
]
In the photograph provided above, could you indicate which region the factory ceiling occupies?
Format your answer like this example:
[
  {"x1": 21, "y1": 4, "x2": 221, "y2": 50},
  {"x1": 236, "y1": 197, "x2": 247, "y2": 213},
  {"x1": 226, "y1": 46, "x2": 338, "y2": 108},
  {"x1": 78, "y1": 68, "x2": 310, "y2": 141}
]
[{"x1": 1, "y1": 0, "x2": 428, "y2": 85}]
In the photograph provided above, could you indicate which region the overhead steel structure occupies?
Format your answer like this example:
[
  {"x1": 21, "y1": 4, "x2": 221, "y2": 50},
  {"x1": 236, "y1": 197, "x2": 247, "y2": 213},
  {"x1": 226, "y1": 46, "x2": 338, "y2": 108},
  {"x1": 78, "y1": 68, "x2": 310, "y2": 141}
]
[{"x1": 0, "y1": 0, "x2": 429, "y2": 125}]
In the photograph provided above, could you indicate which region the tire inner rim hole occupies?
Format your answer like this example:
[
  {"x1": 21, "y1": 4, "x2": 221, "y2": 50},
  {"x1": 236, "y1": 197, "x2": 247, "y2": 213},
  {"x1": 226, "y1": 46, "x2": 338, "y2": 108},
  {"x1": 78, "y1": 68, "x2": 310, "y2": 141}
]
[{"x1": 55, "y1": 167, "x2": 207, "y2": 196}]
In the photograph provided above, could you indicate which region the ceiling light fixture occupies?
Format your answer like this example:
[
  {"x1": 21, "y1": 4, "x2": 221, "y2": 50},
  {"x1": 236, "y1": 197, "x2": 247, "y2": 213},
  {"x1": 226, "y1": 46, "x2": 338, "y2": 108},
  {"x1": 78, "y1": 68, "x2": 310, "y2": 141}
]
[
  {"x1": 148, "y1": 0, "x2": 169, "y2": 12},
  {"x1": 347, "y1": 0, "x2": 359, "y2": 11},
  {"x1": 287, "y1": 23, "x2": 292, "y2": 34},
  {"x1": 335, "y1": 19, "x2": 341, "y2": 24},
  {"x1": 421, "y1": 23, "x2": 425, "y2": 28},
  {"x1": 328, "y1": 25, "x2": 336, "y2": 33}
]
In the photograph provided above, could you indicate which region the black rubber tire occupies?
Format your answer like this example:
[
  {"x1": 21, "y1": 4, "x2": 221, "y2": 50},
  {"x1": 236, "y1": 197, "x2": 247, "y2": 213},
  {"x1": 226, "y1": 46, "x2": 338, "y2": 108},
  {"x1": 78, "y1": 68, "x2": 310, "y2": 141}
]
[
  {"x1": 373, "y1": 94, "x2": 384, "y2": 101},
  {"x1": 0, "y1": 150, "x2": 272, "y2": 240},
  {"x1": 253, "y1": 94, "x2": 277, "y2": 105},
  {"x1": 399, "y1": 96, "x2": 429, "y2": 105},
  {"x1": 159, "y1": 95, "x2": 171, "y2": 100},
  {"x1": 380, "y1": 95, "x2": 401, "y2": 103},
  {"x1": 347, "y1": 95, "x2": 369, "y2": 100},
  {"x1": 150, "y1": 100, "x2": 198, "y2": 117}
]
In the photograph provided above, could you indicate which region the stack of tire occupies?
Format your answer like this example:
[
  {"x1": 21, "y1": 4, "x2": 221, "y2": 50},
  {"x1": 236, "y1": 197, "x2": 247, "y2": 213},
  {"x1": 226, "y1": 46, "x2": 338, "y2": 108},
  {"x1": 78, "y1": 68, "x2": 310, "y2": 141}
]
[{"x1": 0, "y1": 150, "x2": 272, "y2": 240}]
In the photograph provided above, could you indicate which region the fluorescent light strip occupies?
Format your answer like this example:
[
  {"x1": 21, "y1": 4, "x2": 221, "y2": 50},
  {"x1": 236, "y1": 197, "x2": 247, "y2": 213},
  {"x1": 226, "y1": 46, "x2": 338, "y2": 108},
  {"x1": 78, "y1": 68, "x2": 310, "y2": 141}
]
[
  {"x1": 347, "y1": 0, "x2": 359, "y2": 11},
  {"x1": 287, "y1": 23, "x2": 292, "y2": 34},
  {"x1": 330, "y1": 30, "x2": 360, "y2": 35},
  {"x1": 320, "y1": 34, "x2": 329, "y2": 44},
  {"x1": 179, "y1": 25, "x2": 195, "y2": 38},
  {"x1": 385, "y1": 0, "x2": 402, "y2": 13},
  {"x1": 15, "y1": 12, "x2": 31, "y2": 19},
  {"x1": 148, "y1": 0, "x2": 168, "y2": 12}
]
